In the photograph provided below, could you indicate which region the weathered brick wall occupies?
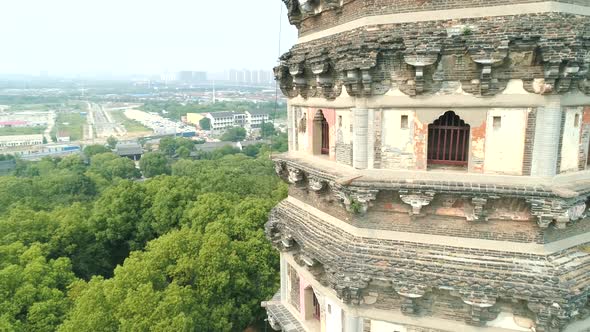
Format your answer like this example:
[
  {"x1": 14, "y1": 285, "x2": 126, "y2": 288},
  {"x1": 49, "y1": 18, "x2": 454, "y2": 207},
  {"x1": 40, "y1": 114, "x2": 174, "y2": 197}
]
[
  {"x1": 288, "y1": 264, "x2": 301, "y2": 312},
  {"x1": 522, "y1": 109, "x2": 537, "y2": 176},
  {"x1": 381, "y1": 149, "x2": 416, "y2": 170},
  {"x1": 299, "y1": 0, "x2": 590, "y2": 35},
  {"x1": 373, "y1": 110, "x2": 383, "y2": 169},
  {"x1": 336, "y1": 142, "x2": 353, "y2": 166},
  {"x1": 578, "y1": 107, "x2": 590, "y2": 171}
]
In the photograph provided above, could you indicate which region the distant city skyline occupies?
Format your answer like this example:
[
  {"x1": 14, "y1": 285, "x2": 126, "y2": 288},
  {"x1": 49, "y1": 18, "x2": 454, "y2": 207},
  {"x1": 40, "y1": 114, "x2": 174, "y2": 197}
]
[{"x1": 0, "y1": 0, "x2": 297, "y2": 76}]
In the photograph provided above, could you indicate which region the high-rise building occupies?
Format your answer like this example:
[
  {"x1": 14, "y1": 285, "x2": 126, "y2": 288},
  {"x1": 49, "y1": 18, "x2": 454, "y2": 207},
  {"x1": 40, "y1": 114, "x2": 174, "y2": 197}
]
[
  {"x1": 263, "y1": 1, "x2": 590, "y2": 332},
  {"x1": 177, "y1": 71, "x2": 207, "y2": 83}
]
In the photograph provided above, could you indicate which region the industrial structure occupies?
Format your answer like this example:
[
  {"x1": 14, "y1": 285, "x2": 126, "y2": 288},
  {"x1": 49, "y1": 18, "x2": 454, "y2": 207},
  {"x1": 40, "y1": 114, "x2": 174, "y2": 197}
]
[{"x1": 263, "y1": 1, "x2": 590, "y2": 332}]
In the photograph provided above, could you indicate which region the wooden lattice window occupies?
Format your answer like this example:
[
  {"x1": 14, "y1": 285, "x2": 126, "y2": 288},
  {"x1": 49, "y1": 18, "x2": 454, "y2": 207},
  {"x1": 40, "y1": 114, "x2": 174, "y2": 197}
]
[{"x1": 427, "y1": 111, "x2": 470, "y2": 167}]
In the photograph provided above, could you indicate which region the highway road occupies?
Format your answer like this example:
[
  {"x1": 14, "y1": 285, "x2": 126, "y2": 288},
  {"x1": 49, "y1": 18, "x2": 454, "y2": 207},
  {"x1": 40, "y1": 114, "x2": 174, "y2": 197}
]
[{"x1": 84, "y1": 102, "x2": 126, "y2": 140}]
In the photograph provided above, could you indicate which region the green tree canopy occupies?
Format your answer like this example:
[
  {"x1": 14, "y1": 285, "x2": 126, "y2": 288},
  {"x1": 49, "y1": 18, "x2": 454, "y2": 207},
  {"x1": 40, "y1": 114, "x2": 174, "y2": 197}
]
[
  {"x1": 106, "y1": 136, "x2": 118, "y2": 149},
  {"x1": 83, "y1": 145, "x2": 110, "y2": 158},
  {"x1": 140, "y1": 152, "x2": 170, "y2": 178},
  {"x1": 260, "y1": 122, "x2": 276, "y2": 138},
  {"x1": 221, "y1": 127, "x2": 246, "y2": 142},
  {"x1": 199, "y1": 117, "x2": 211, "y2": 130},
  {"x1": 60, "y1": 193, "x2": 279, "y2": 332},
  {"x1": 0, "y1": 243, "x2": 78, "y2": 332}
]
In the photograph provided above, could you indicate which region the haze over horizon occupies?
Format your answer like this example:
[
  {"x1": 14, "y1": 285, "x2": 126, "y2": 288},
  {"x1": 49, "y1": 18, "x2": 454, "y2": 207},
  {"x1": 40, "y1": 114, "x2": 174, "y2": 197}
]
[{"x1": 0, "y1": 0, "x2": 298, "y2": 77}]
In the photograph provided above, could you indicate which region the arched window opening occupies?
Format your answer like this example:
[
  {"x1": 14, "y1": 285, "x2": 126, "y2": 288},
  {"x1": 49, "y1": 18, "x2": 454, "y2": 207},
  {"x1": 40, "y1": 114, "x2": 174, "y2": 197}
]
[
  {"x1": 321, "y1": 116, "x2": 329, "y2": 155},
  {"x1": 428, "y1": 111, "x2": 470, "y2": 167},
  {"x1": 313, "y1": 110, "x2": 330, "y2": 156},
  {"x1": 312, "y1": 292, "x2": 321, "y2": 320}
]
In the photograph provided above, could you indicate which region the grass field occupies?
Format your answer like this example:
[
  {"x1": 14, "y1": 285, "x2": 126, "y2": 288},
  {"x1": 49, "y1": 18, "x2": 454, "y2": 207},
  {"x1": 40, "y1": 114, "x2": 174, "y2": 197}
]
[
  {"x1": 0, "y1": 126, "x2": 46, "y2": 136},
  {"x1": 52, "y1": 112, "x2": 85, "y2": 141},
  {"x1": 110, "y1": 110, "x2": 152, "y2": 133}
]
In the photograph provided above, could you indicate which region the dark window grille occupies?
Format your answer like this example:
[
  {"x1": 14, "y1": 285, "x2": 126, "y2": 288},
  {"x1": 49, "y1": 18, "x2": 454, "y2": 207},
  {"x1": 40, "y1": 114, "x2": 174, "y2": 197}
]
[
  {"x1": 321, "y1": 117, "x2": 329, "y2": 155},
  {"x1": 427, "y1": 111, "x2": 470, "y2": 167}
]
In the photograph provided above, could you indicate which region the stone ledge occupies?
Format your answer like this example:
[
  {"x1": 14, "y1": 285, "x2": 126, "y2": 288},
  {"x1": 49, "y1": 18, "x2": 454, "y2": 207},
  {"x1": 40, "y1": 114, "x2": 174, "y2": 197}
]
[
  {"x1": 267, "y1": 202, "x2": 590, "y2": 331},
  {"x1": 262, "y1": 292, "x2": 307, "y2": 332},
  {"x1": 297, "y1": 2, "x2": 590, "y2": 42},
  {"x1": 274, "y1": 153, "x2": 590, "y2": 230}
]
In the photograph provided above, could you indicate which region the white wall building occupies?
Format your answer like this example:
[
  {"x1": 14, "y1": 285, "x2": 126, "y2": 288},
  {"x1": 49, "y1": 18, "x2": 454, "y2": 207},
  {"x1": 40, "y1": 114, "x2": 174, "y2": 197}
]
[
  {"x1": 0, "y1": 134, "x2": 44, "y2": 149},
  {"x1": 245, "y1": 110, "x2": 271, "y2": 129}
]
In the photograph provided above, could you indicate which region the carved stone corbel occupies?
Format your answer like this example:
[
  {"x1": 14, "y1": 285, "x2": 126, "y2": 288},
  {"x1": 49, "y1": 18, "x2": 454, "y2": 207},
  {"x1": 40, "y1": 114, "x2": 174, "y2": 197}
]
[
  {"x1": 466, "y1": 197, "x2": 488, "y2": 222},
  {"x1": 266, "y1": 313, "x2": 281, "y2": 331},
  {"x1": 469, "y1": 42, "x2": 509, "y2": 96},
  {"x1": 527, "y1": 302, "x2": 569, "y2": 332},
  {"x1": 404, "y1": 52, "x2": 440, "y2": 95},
  {"x1": 578, "y1": 60, "x2": 590, "y2": 94},
  {"x1": 308, "y1": 176, "x2": 327, "y2": 192},
  {"x1": 462, "y1": 294, "x2": 497, "y2": 326},
  {"x1": 541, "y1": 61, "x2": 562, "y2": 94},
  {"x1": 287, "y1": 166, "x2": 304, "y2": 184},
  {"x1": 344, "y1": 69, "x2": 362, "y2": 96},
  {"x1": 300, "y1": 0, "x2": 319, "y2": 14},
  {"x1": 556, "y1": 63, "x2": 580, "y2": 93},
  {"x1": 323, "y1": 0, "x2": 340, "y2": 10},
  {"x1": 395, "y1": 285, "x2": 426, "y2": 315},
  {"x1": 273, "y1": 64, "x2": 297, "y2": 98},
  {"x1": 274, "y1": 161, "x2": 286, "y2": 177},
  {"x1": 289, "y1": 62, "x2": 308, "y2": 98},
  {"x1": 333, "y1": 185, "x2": 378, "y2": 214},
  {"x1": 280, "y1": 235, "x2": 295, "y2": 251},
  {"x1": 281, "y1": 0, "x2": 302, "y2": 27},
  {"x1": 312, "y1": 62, "x2": 336, "y2": 99},
  {"x1": 361, "y1": 69, "x2": 372, "y2": 95},
  {"x1": 329, "y1": 273, "x2": 371, "y2": 305},
  {"x1": 527, "y1": 197, "x2": 585, "y2": 229},
  {"x1": 399, "y1": 190, "x2": 435, "y2": 215}
]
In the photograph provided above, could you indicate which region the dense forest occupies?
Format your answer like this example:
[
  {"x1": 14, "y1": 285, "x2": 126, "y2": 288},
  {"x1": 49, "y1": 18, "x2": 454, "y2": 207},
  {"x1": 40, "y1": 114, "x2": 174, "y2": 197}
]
[{"x1": 0, "y1": 140, "x2": 287, "y2": 331}]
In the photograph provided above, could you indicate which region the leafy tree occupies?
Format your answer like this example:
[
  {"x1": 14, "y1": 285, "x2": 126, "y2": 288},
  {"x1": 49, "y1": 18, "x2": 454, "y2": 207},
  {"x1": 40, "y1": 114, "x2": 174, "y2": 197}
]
[
  {"x1": 242, "y1": 144, "x2": 261, "y2": 157},
  {"x1": 83, "y1": 145, "x2": 110, "y2": 158},
  {"x1": 199, "y1": 117, "x2": 211, "y2": 130},
  {"x1": 139, "y1": 152, "x2": 170, "y2": 178},
  {"x1": 159, "y1": 137, "x2": 177, "y2": 157},
  {"x1": 106, "y1": 136, "x2": 118, "y2": 149},
  {"x1": 221, "y1": 127, "x2": 246, "y2": 142},
  {"x1": 159, "y1": 137, "x2": 194, "y2": 157},
  {"x1": 176, "y1": 146, "x2": 191, "y2": 159},
  {"x1": 60, "y1": 195, "x2": 279, "y2": 332},
  {"x1": 0, "y1": 154, "x2": 15, "y2": 161},
  {"x1": 89, "y1": 180, "x2": 152, "y2": 272},
  {"x1": 57, "y1": 155, "x2": 86, "y2": 173},
  {"x1": 88, "y1": 153, "x2": 140, "y2": 181},
  {"x1": 260, "y1": 122, "x2": 276, "y2": 138},
  {"x1": 0, "y1": 243, "x2": 78, "y2": 332}
]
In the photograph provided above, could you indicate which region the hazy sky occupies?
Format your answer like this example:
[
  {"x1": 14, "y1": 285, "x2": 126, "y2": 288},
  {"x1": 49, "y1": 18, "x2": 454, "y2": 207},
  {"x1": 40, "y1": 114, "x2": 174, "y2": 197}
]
[{"x1": 0, "y1": 0, "x2": 298, "y2": 76}]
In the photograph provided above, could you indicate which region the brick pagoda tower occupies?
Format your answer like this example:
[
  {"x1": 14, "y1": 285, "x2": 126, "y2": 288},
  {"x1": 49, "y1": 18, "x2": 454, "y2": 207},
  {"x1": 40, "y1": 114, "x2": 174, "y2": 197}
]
[{"x1": 263, "y1": 1, "x2": 590, "y2": 331}]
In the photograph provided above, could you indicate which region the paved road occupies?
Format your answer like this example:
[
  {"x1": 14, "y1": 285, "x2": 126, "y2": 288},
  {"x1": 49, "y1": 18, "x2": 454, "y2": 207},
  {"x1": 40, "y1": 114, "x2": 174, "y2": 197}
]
[{"x1": 84, "y1": 102, "x2": 126, "y2": 140}]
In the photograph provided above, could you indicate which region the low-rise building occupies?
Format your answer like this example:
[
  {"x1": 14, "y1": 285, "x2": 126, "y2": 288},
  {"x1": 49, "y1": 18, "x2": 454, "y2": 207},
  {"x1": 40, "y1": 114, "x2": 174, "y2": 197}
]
[
  {"x1": 115, "y1": 142, "x2": 143, "y2": 161},
  {"x1": 57, "y1": 131, "x2": 71, "y2": 143},
  {"x1": 245, "y1": 110, "x2": 271, "y2": 129},
  {"x1": 0, "y1": 134, "x2": 44, "y2": 149},
  {"x1": 206, "y1": 112, "x2": 246, "y2": 133},
  {"x1": 0, "y1": 120, "x2": 28, "y2": 128},
  {"x1": 186, "y1": 113, "x2": 205, "y2": 126}
]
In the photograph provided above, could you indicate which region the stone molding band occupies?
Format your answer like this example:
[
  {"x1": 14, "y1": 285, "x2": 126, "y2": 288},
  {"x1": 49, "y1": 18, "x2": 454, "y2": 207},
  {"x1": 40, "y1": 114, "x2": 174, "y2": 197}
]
[
  {"x1": 297, "y1": 2, "x2": 590, "y2": 44},
  {"x1": 285, "y1": 196, "x2": 590, "y2": 255},
  {"x1": 286, "y1": 88, "x2": 590, "y2": 109}
]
